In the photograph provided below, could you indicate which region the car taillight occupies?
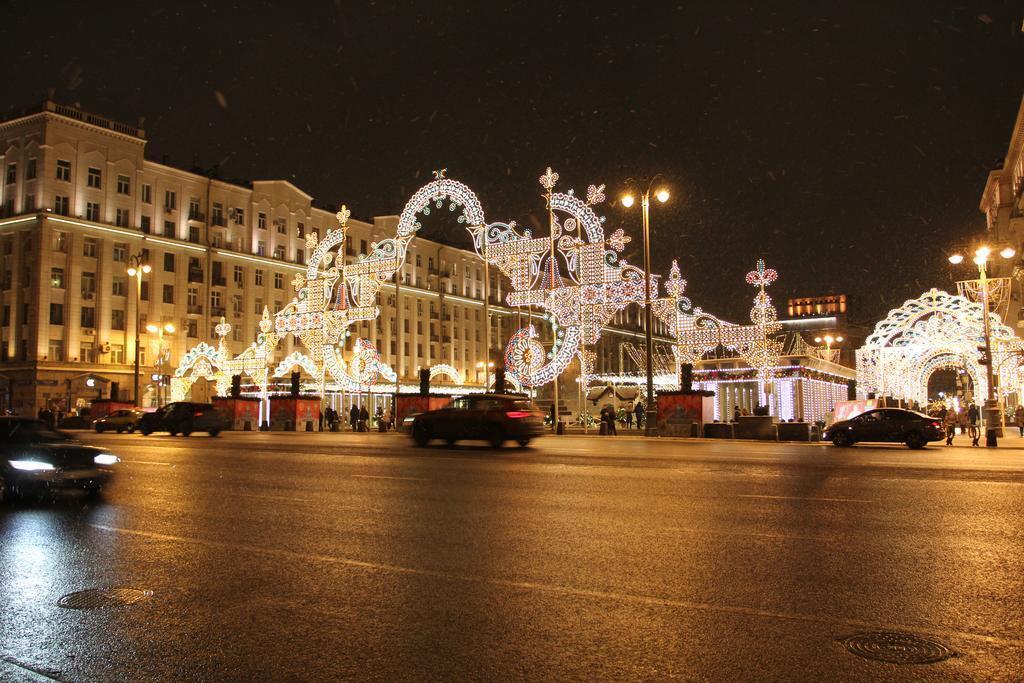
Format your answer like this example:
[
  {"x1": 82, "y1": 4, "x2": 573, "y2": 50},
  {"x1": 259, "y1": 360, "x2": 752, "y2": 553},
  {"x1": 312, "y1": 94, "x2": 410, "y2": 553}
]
[
  {"x1": 506, "y1": 411, "x2": 530, "y2": 419},
  {"x1": 931, "y1": 420, "x2": 941, "y2": 428},
  {"x1": 195, "y1": 411, "x2": 204, "y2": 417}
]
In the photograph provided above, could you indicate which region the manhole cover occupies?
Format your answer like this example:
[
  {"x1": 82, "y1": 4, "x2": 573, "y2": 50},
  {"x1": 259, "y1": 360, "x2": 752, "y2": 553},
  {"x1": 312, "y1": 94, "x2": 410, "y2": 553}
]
[
  {"x1": 57, "y1": 588, "x2": 153, "y2": 610},
  {"x1": 841, "y1": 631, "x2": 955, "y2": 665}
]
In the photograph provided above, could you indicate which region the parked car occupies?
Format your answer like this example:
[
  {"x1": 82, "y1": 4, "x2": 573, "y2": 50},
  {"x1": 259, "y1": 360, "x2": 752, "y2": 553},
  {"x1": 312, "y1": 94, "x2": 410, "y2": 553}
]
[
  {"x1": 409, "y1": 394, "x2": 545, "y2": 448},
  {"x1": 0, "y1": 417, "x2": 119, "y2": 501},
  {"x1": 92, "y1": 408, "x2": 145, "y2": 434},
  {"x1": 137, "y1": 402, "x2": 226, "y2": 436},
  {"x1": 824, "y1": 408, "x2": 944, "y2": 449}
]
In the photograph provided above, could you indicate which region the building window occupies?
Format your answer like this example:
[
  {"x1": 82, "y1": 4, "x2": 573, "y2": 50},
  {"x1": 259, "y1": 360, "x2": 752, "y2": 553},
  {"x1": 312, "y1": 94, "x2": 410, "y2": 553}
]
[
  {"x1": 26, "y1": 158, "x2": 36, "y2": 180},
  {"x1": 258, "y1": 212, "x2": 266, "y2": 230},
  {"x1": 113, "y1": 243, "x2": 127, "y2": 262},
  {"x1": 212, "y1": 203, "x2": 224, "y2": 225},
  {"x1": 117, "y1": 174, "x2": 131, "y2": 195},
  {"x1": 51, "y1": 268, "x2": 65, "y2": 288},
  {"x1": 163, "y1": 220, "x2": 175, "y2": 237},
  {"x1": 86, "y1": 202, "x2": 101, "y2": 221},
  {"x1": 112, "y1": 277, "x2": 126, "y2": 296},
  {"x1": 232, "y1": 294, "x2": 242, "y2": 315},
  {"x1": 234, "y1": 207, "x2": 245, "y2": 225},
  {"x1": 24, "y1": 193, "x2": 35, "y2": 211},
  {"x1": 5, "y1": 163, "x2": 16, "y2": 185},
  {"x1": 48, "y1": 339, "x2": 64, "y2": 361},
  {"x1": 110, "y1": 344, "x2": 124, "y2": 364},
  {"x1": 83, "y1": 237, "x2": 98, "y2": 258},
  {"x1": 254, "y1": 298, "x2": 263, "y2": 314},
  {"x1": 257, "y1": 241, "x2": 265, "y2": 256},
  {"x1": 87, "y1": 167, "x2": 102, "y2": 189},
  {"x1": 141, "y1": 215, "x2": 151, "y2": 233},
  {"x1": 56, "y1": 159, "x2": 71, "y2": 182},
  {"x1": 255, "y1": 269, "x2": 264, "y2": 286},
  {"x1": 115, "y1": 207, "x2": 130, "y2": 227},
  {"x1": 187, "y1": 319, "x2": 198, "y2": 338},
  {"x1": 162, "y1": 284, "x2": 174, "y2": 304},
  {"x1": 274, "y1": 273, "x2": 283, "y2": 289},
  {"x1": 52, "y1": 231, "x2": 67, "y2": 252},
  {"x1": 140, "y1": 281, "x2": 149, "y2": 300},
  {"x1": 297, "y1": 222, "x2": 305, "y2": 238},
  {"x1": 80, "y1": 343, "x2": 95, "y2": 363},
  {"x1": 189, "y1": 197, "x2": 201, "y2": 219},
  {"x1": 111, "y1": 309, "x2": 126, "y2": 331},
  {"x1": 81, "y1": 307, "x2": 95, "y2": 328},
  {"x1": 274, "y1": 218, "x2": 286, "y2": 234},
  {"x1": 274, "y1": 245, "x2": 285, "y2": 260},
  {"x1": 233, "y1": 265, "x2": 243, "y2": 285},
  {"x1": 49, "y1": 303, "x2": 64, "y2": 325},
  {"x1": 142, "y1": 184, "x2": 152, "y2": 204},
  {"x1": 164, "y1": 190, "x2": 176, "y2": 211},
  {"x1": 54, "y1": 195, "x2": 70, "y2": 215},
  {"x1": 81, "y1": 272, "x2": 96, "y2": 295},
  {"x1": 188, "y1": 225, "x2": 199, "y2": 243},
  {"x1": 164, "y1": 253, "x2": 175, "y2": 272}
]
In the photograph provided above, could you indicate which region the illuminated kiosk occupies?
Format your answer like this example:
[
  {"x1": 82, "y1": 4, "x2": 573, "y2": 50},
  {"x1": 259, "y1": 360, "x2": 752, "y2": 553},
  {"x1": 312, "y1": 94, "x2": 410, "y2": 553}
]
[{"x1": 856, "y1": 288, "x2": 1024, "y2": 408}]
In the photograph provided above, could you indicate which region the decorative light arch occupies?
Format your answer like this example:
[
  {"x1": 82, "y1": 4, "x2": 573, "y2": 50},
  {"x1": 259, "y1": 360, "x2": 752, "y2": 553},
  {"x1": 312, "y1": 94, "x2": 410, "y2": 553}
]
[{"x1": 856, "y1": 288, "x2": 1023, "y2": 405}]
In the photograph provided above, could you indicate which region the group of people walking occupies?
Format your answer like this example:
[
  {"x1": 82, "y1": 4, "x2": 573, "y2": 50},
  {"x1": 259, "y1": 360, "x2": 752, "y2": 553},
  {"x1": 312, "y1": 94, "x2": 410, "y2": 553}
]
[
  {"x1": 937, "y1": 402, "x2": 981, "y2": 447},
  {"x1": 322, "y1": 405, "x2": 393, "y2": 432},
  {"x1": 598, "y1": 402, "x2": 645, "y2": 435}
]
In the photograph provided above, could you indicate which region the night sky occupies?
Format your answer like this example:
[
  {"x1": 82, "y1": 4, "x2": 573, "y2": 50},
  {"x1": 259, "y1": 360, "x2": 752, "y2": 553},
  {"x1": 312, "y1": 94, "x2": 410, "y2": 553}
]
[{"x1": 6, "y1": 2, "x2": 1024, "y2": 327}]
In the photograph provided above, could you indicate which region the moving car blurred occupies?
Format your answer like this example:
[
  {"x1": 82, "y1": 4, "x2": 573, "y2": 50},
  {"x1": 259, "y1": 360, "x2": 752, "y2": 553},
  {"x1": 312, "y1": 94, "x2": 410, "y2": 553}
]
[
  {"x1": 824, "y1": 408, "x2": 943, "y2": 449},
  {"x1": 92, "y1": 408, "x2": 145, "y2": 433},
  {"x1": 0, "y1": 417, "x2": 118, "y2": 501},
  {"x1": 137, "y1": 402, "x2": 226, "y2": 436},
  {"x1": 409, "y1": 394, "x2": 544, "y2": 448}
]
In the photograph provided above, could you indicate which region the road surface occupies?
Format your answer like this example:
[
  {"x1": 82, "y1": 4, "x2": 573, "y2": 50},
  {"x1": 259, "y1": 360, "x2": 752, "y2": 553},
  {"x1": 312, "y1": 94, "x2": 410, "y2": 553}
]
[{"x1": 2, "y1": 431, "x2": 1022, "y2": 680}]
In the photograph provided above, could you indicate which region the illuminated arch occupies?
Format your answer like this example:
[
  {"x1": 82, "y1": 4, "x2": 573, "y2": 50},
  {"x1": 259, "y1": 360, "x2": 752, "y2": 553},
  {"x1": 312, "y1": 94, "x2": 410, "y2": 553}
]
[{"x1": 429, "y1": 364, "x2": 465, "y2": 385}]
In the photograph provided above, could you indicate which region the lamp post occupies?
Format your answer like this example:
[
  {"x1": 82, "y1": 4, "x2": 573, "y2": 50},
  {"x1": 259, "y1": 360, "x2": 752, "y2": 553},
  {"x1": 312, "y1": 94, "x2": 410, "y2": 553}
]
[
  {"x1": 948, "y1": 244, "x2": 1016, "y2": 446},
  {"x1": 621, "y1": 179, "x2": 670, "y2": 436},
  {"x1": 126, "y1": 254, "x2": 151, "y2": 406},
  {"x1": 813, "y1": 334, "x2": 844, "y2": 363},
  {"x1": 146, "y1": 322, "x2": 175, "y2": 408}
]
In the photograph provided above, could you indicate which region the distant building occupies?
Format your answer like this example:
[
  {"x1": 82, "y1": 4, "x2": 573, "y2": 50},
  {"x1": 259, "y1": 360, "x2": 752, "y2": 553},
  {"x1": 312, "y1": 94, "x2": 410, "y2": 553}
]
[
  {"x1": 786, "y1": 294, "x2": 847, "y2": 318},
  {"x1": 0, "y1": 97, "x2": 668, "y2": 415}
]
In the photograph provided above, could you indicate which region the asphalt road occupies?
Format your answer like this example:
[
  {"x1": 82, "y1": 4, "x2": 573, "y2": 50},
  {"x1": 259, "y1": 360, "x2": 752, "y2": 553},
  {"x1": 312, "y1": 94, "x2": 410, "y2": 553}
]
[{"x1": 2, "y1": 431, "x2": 1023, "y2": 681}]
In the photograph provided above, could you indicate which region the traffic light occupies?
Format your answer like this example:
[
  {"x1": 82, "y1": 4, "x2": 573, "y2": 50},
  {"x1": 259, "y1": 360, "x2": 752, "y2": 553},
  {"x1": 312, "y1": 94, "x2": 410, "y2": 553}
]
[{"x1": 977, "y1": 345, "x2": 990, "y2": 366}]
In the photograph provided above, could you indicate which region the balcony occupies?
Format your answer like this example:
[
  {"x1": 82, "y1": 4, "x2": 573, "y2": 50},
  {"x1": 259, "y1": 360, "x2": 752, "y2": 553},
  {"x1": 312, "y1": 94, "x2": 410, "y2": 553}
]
[
  {"x1": 211, "y1": 306, "x2": 226, "y2": 317},
  {"x1": 211, "y1": 216, "x2": 227, "y2": 227},
  {"x1": 187, "y1": 304, "x2": 204, "y2": 315},
  {"x1": 188, "y1": 211, "x2": 206, "y2": 222},
  {"x1": 212, "y1": 276, "x2": 227, "y2": 287},
  {"x1": 187, "y1": 269, "x2": 204, "y2": 283}
]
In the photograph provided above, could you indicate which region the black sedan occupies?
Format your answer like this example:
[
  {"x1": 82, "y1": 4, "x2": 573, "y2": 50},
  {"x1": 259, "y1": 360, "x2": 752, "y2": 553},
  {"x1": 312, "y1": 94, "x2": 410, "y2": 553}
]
[
  {"x1": 825, "y1": 408, "x2": 944, "y2": 449},
  {"x1": 0, "y1": 418, "x2": 119, "y2": 501},
  {"x1": 409, "y1": 394, "x2": 545, "y2": 448}
]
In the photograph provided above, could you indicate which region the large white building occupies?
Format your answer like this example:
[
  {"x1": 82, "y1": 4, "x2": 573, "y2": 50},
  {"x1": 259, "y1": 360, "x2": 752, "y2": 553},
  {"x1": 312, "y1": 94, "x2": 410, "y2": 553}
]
[{"x1": 0, "y1": 97, "x2": 667, "y2": 415}]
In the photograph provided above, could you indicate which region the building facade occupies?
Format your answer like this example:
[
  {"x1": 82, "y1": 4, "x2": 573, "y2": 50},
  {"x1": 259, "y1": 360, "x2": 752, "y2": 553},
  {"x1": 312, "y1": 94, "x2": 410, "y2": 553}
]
[
  {"x1": 980, "y1": 93, "x2": 1024, "y2": 328},
  {"x1": 0, "y1": 98, "x2": 668, "y2": 415}
]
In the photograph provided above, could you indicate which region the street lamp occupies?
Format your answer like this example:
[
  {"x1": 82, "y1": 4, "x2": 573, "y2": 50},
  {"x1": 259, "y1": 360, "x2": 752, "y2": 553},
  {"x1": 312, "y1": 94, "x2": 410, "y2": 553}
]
[
  {"x1": 813, "y1": 334, "x2": 844, "y2": 362},
  {"x1": 621, "y1": 177, "x2": 670, "y2": 436},
  {"x1": 146, "y1": 322, "x2": 175, "y2": 407},
  {"x1": 948, "y1": 244, "x2": 1016, "y2": 446},
  {"x1": 126, "y1": 254, "x2": 151, "y2": 406}
]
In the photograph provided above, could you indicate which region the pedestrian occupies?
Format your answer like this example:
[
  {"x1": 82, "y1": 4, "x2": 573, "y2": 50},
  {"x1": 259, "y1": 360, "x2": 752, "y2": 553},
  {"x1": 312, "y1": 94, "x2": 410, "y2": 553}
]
[
  {"x1": 359, "y1": 405, "x2": 369, "y2": 432},
  {"x1": 549, "y1": 404, "x2": 556, "y2": 428},
  {"x1": 733, "y1": 405, "x2": 741, "y2": 423},
  {"x1": 383, "y1": 407, "x2": 392, "y2": 432},
  {"x1": 937, "y1": 404, "x2": 948, "y2": 422},
  {"x1": 601, "y1": 404, "x2": 617, "y2": 435},
  {"x1": 634, "y1": 402, "x2": 645, "y2": 430},
  {"x1": 624, "y1": 405, "x2": 633, "y2": 430},
  {"x1": 944, "y1": 409, "x2": 958, "y2": 446},
  {"x1": 1015, "y1": 405, "x2": 1024, "y2": 438},
  {"x1": 349, "y1": 404, "x2": 359, "y2": 431},
  {"x1": 967, "y1": 402, "x2": 980, "y2": 447}
]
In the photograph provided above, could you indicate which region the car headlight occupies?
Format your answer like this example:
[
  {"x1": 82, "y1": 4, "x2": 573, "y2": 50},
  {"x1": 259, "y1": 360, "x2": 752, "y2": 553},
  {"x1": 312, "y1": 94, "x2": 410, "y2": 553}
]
[
  {"x1": 9, "y1": 460, "x2": 56, "y2": 472},
  {"x1": 94, "y1": 453, "x2": 119, "y2": 466}
]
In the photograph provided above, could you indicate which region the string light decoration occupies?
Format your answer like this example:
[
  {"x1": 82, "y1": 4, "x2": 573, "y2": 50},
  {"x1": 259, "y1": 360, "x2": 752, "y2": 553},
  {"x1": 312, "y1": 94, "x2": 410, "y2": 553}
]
[
  {"x1": 856, "y1": 288, "x2": 1024, "y2": 405},
  {"x1": 652, "y1": 259, "x2": 783, "y2": 395},
  {"x1": 472, "y1": 168, "x2": 653, "y2": 387},
  {"x1": 429, "y1": 364, "x2": 465, "y2": 385}
]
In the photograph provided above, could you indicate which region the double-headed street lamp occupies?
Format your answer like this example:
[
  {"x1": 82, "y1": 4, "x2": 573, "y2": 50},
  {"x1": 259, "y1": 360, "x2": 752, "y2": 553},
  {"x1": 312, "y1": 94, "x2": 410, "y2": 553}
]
[
  {"x1": 147, "y1": 322, "x2": 175, "y2": 408},
  {"x1": 621, "y1": 179, "x2": 670, "y2": 436},
  {"x1": 948, "y1": 244, "x2": 1016, "y2": 446},
  {"x1": 814, "y1": 333, "x2": 844, "y2": 363},
  {"x1": 126, "y1": 254, "x2": 151, "y2": 406}
]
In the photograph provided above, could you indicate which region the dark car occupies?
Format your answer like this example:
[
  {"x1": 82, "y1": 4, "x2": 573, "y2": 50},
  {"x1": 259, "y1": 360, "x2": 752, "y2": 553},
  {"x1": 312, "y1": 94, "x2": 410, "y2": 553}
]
[
  {"x1": 409, "y1": 394, "x2": 545, "y2": 448},
  {"x1": 92, "y1": 408, "x2": 144, "y2": 433},
  {"x1": 137, "y1": 402, "x2": 226, "y2": 436},
  {"x1": 0, "y1": 418, "x2": 118, "y2": 501},
  {"x1": 825, "y1": 408, "x2": 944, "y2": 449}
]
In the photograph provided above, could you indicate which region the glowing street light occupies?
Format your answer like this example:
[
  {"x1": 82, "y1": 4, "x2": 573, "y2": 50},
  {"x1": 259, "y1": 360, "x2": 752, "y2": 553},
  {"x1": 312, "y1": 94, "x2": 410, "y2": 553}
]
[
  {"x1": 621, "y1": 176, "x2": 671, "y2": 436},
  {"x1": 947, "y1": 243, "x2": 1018, "y2": 445},
  {"x1": 126, "y1": 254, "x2": 151, "y2": 405}
]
